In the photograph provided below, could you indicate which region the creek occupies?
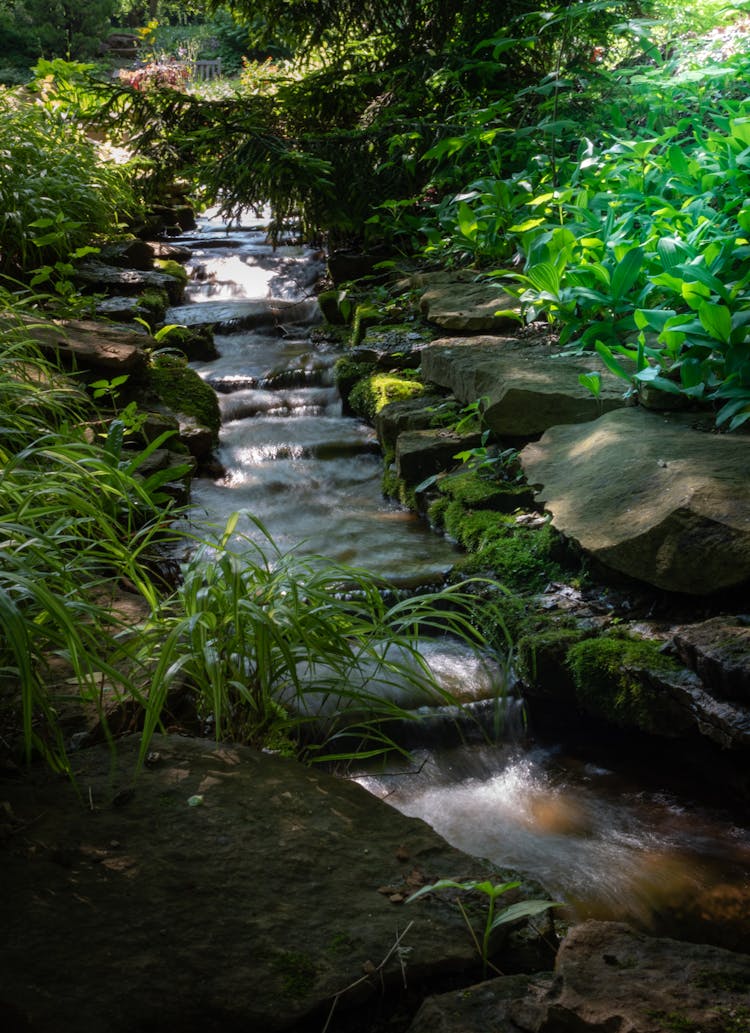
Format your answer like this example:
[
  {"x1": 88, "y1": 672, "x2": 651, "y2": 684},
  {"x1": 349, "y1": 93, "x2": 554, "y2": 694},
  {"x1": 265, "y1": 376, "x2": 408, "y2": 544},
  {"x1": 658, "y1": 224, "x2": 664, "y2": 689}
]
[{"x1": 168, "y1": 208, "x2": 750, "y2": 951}]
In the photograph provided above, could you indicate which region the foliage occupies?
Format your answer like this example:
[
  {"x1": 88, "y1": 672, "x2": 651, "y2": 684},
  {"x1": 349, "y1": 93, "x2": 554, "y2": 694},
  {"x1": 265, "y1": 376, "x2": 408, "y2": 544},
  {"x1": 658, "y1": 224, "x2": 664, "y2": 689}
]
[
  {"x1": 8, "y1": 0, "x2": 116, "y2": 61},
  {"x1": 138, "y1": 511, "x2": 509, "y2": 763},
  {"x1": 0, "y1": 87, "x2": 136, "y2": 280},
  {"x1": 0, "y1": 308, "x2": 189, "y2": 774},
  {"x1": 407, "y1": 876, "x2": 559, "y2": 977},
  {"x1": 411, "y1": 6, "x2": 750, "y2": 428}
]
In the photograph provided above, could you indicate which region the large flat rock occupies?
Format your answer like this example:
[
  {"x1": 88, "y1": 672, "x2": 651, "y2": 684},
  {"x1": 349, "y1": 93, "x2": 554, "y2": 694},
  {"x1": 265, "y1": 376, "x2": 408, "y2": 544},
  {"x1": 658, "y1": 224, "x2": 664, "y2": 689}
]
[
  {"x1": 20, "y1": 317, "x2": 149, "y2": 374},
  {"x1": 420, "y1": 337, "x2": 627, "y2": 436},
  {"x1": 167, "y1": 297, "x2": 320, "y2": 332},
  {"x1": 0, "y1": 735, "x2": 549, "y2": 1033},
  {"x1": 521, "y1": 408, "x2": 750, "y2": 594}
]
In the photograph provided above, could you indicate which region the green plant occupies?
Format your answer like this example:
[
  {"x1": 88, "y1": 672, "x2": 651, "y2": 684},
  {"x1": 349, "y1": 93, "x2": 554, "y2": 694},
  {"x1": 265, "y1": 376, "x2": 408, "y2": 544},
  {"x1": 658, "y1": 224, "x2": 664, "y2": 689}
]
[
  {"x1": 138, "y1": 511, "x2": 509, "y2": 764},
  {"x1": 0, "y1": 312, "x2": 189, "y2": 774},
  {"x1": 0, "y1": 87, "x2": 136, "y2": 280},
  {"x1": 407, "y1": 877, "x2": 560, "y2": 977}
]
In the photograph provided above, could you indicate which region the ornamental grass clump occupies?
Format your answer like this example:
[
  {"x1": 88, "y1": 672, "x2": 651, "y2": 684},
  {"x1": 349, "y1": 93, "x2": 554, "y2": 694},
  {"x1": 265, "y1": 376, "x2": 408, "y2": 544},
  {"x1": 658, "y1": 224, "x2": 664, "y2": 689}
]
[
  {"x1": 0, "y1": 309, "x2": 188, "y2": 774},
  {"x1": 139, "y1": 510, "x2": 510, "y2": 766}
]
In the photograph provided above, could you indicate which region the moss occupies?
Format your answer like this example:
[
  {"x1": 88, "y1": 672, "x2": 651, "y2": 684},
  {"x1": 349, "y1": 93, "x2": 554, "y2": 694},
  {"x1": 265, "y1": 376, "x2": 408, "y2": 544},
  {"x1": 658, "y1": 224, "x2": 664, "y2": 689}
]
[
  {"x1": 351, "y1": 302, "x2": 383, "y2": 345},
  {"x1": 333, "y1": 357, "x2": 374, "y2": 408},
  {"x1": 317, "y1": 288, "x2": 350, "y2": 325},
  {"x1": 516, "y1": 625, "x2": 590, "y2": 687},
  {"x1": 437, "y1": 469, "x2": 535, "y2": 513},
  {"x1": 270, "y1": 950, "x2": 318, "y2": 997},
  {"x1": 147, "y1": 354, "x2": 220, "y2": 439},
  {"x1": 154, "y1": 258, "x2": 188, "y2": 284},
  {"x1": 566, "y1": 636, "x2": 680, "y2": 733},
  {"x1": 348, "y1": 372, "x2": 424, "y2": 422},
  {"x1": 138, "y1": 288, "x2": 169, "y2": 323},
  {"x1": 158, "y1": 324, "x2": 218, "y2": 362}
]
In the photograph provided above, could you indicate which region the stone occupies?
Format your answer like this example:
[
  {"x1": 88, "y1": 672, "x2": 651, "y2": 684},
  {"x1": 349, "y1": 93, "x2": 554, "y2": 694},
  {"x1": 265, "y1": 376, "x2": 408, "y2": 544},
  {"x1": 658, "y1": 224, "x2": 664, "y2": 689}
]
[
  {"x1": 520, "y1": 407, "x2": 750, "y2": 594},
  {"x1": 74, "y1": 260, "x2": 184, "y2": 305},
  {"x1": 421, "y1": 336, "x2": 628, "y2": 436},
  {"x1": 672, "y1": 616, "x2": 750, "y2": 703},
  {"x1": 413, "y1": 271, "x2": 521, "y2": 332},
  {"x1": 375, "y1": 395, "x2": 450, "y2": 450},
  {"x1": 166, "y1": 297, "x2": 321, "y2": 332},
  {"x1": 0, "y1": 734, "x2": 552, "y2": 1033},
  {"x1": 94, "y1": 295, "x2": 148, "y2": 322},
  {"x1": 98, "y1": 239, "x2": 156, "y2": 271},
  {"x1": 407, "y1": 921, "x2": 750, "y2": 1033},
  {"x1": 25, "y1": 318, "x2": 149, "y2": 375},
  {"x1": 396, "y1": 428, "x2": 484, "y2": 487}
]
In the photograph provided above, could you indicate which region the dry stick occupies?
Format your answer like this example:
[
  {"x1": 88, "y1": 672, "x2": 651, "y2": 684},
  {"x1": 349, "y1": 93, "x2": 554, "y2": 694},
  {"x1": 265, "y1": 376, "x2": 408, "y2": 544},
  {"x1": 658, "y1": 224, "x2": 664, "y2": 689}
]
[{"x1": 321, "y1": 920, "x2": 414, "y2": 1033}]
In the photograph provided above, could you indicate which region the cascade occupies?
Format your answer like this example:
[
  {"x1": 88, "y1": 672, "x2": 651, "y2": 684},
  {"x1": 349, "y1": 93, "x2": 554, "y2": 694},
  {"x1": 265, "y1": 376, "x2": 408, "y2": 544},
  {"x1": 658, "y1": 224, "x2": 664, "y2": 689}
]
[{"x1": 167, "y1": 208, "x2": 750, "y2": 949}]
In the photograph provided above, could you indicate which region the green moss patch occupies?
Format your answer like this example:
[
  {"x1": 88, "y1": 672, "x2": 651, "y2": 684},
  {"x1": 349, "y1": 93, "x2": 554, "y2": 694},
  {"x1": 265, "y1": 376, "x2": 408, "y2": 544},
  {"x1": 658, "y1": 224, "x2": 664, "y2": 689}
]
[
  {"x1": 348, "y1": 371, "x2": 424, "y2": 422},
  {"x1": 566, "y1": 636, "x2": 680, "y2": 733},
  {"x1": 147, "y1": 355, "x2": 220, "y2": 439}
]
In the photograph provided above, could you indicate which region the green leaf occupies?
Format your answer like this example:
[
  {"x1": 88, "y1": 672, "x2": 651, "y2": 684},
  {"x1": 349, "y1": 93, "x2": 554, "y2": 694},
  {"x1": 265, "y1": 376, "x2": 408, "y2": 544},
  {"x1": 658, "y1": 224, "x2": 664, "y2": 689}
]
[
  {"x1": 526, "y1": 261, "x2": 561, "y2": 297},
  {"x1": 594, "y1": 340, "x2": 632, "y2": 383},
  {"x1": 698, "y1": 302, "x2": 732, "y2": 344},
  {"x1": 611, "y1": 247, "x2": 644, "y2": 301},
  {"x1": 457, "y1": 201, "x2": 478, "y2": 241},
  {"x1": 489, "y1": 899, "x2": 561, "y2": 932},
  {"x1": 578, "y1": 371, "x2": 601, "y2": 398}
]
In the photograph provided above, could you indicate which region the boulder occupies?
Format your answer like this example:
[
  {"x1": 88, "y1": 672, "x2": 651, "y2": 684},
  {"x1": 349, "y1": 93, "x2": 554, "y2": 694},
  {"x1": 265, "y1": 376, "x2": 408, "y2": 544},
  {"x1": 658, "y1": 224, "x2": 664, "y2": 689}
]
[
  {"x1": 421, "y1": 337, "x2": 628, "y2": 436},
  {"x1": 94, "y1": 295, "x2": 148, "y2": 322},
  {"x1": 413, "y1": 271, "x2": 521, "y2": 332},
  {"x1": 375, "y1": 395, "x2": 451, "y2": 451},
  {"x1": 98, "y1": 239, "x2": 155, "y2": 271},
  {"x1": 0, "y1": 734, "x2": 551, "y2": 1033},
  {"x1": 521, "y1": 408, "x2": 750, "y2": 594}
]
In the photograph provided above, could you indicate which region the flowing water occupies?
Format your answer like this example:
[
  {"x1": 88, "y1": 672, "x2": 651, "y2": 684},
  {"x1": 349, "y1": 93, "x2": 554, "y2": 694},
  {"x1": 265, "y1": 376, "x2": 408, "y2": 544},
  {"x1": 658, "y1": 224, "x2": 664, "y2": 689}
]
[{"x1": 168, "y1": 209, "x2": 750, "y2": 949}]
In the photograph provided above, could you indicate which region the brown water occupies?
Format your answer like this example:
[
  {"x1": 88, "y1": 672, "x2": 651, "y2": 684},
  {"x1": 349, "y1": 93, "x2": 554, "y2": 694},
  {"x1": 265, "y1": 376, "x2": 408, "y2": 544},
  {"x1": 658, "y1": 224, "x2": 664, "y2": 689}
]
[{"x1": 170, "y1": 209, "x2": 750, "y2": 951}]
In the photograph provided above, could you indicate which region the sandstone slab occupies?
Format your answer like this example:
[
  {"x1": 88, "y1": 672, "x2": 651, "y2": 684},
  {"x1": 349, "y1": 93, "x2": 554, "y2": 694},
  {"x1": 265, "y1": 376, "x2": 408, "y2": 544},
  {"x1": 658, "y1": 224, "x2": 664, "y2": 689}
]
[
  {"x1": 167, "y1": 297, "x2": 320, "y2": 332},
  {"x1": 0, "y1": 735, "x2": 552, "y2": 1033},
  {"x1": 75, "y1": 260, "x2": 184, "y2": 305},
  {"x1": 413, "y1": 271, "x2": 521, "y2": 332},
  {"x1": 26, "y1": 318, "x2": 149, "y2": 374},
  {"x1": 521, "y1": 408, "x2": 750, "y2": 594},
  {"x1": 421, "y1": 337, "x2": 628, "y2": 437},
  {"x1": 396, "y1": 428, "x2": 483, "y2": 486}
]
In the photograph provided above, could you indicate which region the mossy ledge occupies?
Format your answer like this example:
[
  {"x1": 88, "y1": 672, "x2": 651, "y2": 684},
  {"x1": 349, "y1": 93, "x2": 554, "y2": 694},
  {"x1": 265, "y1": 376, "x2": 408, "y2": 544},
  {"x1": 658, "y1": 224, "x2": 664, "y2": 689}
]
[
  {"x1": 146, "y1": 354, "x2": 221, "y2": 441},
  {"x1": 566, "y1": 635, "x2": 681, "y2": 734}
]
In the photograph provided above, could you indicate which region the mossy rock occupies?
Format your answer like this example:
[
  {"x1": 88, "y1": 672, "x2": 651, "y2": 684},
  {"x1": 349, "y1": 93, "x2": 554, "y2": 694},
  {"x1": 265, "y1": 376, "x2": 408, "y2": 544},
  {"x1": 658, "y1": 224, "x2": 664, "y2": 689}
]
[
  {"x1": 138, "y1": 288, "x2": 169, "y2": 323},
  {"x1": 438, "y1": 506, "x2": 564, "y2": 591},
  {"x1": 351, "y1": 303, "x2": 384, "y2": 345},
  {"x1": 348, "y1": 372, "x2": 424, "y2": 423},
  {"x1": 436, "y1": 469, "x2": 536, "y2": 514},
  {"x1": 154, "y1": 258, "x2": 189, "y2": 285},
  {"x1": 516, "y1": 624, "x2": 591, "y2": 699},
  {"x1": 333, "y1": 357, "x2": 376, "y2": 411},
  {"x1": 566, "y1": 635, "x2": 682, "y2": 734},
  {"x1": 317, "y1": 288, "x2": 351, "y2": 325},
  {"x1": 146, "y1": 355, "x2": 220, "y2": 441},
  {"x1": 159, "y1": 324, "x2": 218, "y2": 362}
]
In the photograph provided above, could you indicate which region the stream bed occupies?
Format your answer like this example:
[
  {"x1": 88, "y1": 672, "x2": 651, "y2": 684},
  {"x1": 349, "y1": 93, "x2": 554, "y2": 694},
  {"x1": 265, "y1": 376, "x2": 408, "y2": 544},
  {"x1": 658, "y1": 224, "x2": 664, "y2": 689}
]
[{"x1": 168, "y1": 208, "x2": 750, "y2": 950}]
